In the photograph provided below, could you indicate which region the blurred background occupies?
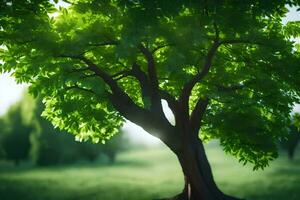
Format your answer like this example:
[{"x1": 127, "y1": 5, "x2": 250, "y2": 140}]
[
  {"x1": 0, "y1": 4, "x2": 300, "y2": 200},
  {"x1": 0, "y1": 71, "x2": 300, "y2": 200}
]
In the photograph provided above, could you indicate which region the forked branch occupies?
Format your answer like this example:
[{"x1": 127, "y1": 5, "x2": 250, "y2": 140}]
[
  {"x1": 179, "y1": 41, "x2": 220, "y2": 110},
  {"x1": 58, "y1": 54, "x2": 174, "y2": 143},
  {"x1": 138, "y1": 44, "x2": 162, "y2": 111}
]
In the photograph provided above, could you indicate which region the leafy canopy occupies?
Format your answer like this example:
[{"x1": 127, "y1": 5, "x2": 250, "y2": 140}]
[{"x1": 1, "y1": 0, "x2": 300, "y2": 169}]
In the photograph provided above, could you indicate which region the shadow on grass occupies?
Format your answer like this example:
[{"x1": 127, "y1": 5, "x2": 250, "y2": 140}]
[{"x1": 0, "y1": 177, "x2": 126, "y2": 200}]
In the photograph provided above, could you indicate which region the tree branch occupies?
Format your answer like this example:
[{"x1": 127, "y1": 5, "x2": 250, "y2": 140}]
[
  {"x1": 66, "y1": 84, "x2": 96, "y2": 95},
  {"x1": 152, "y1": 43, "x2": 174, "y2": 54},
  {"x1": 179, "y1": 41, "x2": 220, "y2": 114},
  {"x1": 178, "y1": 20, "x2": 220, "y2": 115},
  {"x1": 178, "y1": 37, "x2": 263, "y2": 126},
  {"x1": 112, "y1": 70, "x2": 132, "y2": 81},
  {"x1": 80, "y1": 41, "x2": 120, "y2": 55},
  {"x1": 217, "y1": 84, "x2": 247, "y2": 92},
  {"x1": 87, "y1": 41, "x2": 120, "y2": 47},
  {"x1": 62, "y1": 54, "x2": 122, "y2": 94},
  {"x1": 57, "y1": 54, "x2": 140, "y2": 110},
  {"x1": 217, "y1": 79, "x2": 253, "y2": 93},
  {"x1": 131, "y1": 62, "x2": 151, "y2": 103},
  {"x1": 138, "y1": 44, "x2": 161, "y2": 111},
  {"x1": 178, "y1": 35, "x2": 264, "y2": 120},
  {"x1": 190, "y1": 97, "x2": 209, "y2": 134},
  {"x1": 220, "y1": 39, "x2": 265, "y2": 46},
  {"x1": 71, "y1": 67, "x2": 90, "y2": 72},
  {"x1": 58, "y1": 54, "x2": 176, "y2": 148}
]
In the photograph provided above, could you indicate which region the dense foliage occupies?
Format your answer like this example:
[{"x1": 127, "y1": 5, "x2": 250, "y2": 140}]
[{"x1": 1, "y1": 0, "x2": 300, "y2": 171}]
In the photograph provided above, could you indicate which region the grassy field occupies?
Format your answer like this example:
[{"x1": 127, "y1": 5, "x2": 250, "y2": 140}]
[{"x1": 0, "y1": 143, "x2": 300, "y2": 200}]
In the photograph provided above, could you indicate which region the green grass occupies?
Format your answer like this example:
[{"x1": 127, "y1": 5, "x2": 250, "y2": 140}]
[
  {"x1": 0, "y1": 143, "x2": 300, "y2": 200},
  {"x1": 207, "y1": 144, "x2": 300, "y2": 200}
]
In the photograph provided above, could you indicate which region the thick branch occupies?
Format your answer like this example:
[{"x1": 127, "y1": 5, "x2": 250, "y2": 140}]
[
  {"x1": 82, "y1": 57, "x2": 175, "y2": 140},
  {"x1": 111, "y1": 62, "x2": 152, "y2": 108},
  {"x1": 179, "y1": 20, "x2": 220, "y2": 103},
  {"x1": 138, "y1": 44, "x2": 161, "y2": 111},
  {"x1": 129, "y1": 63, "x2": 179, "y2": 122},
  {"x1": 131, "y1": 62, "x2": 151, "y2": 102},
  {"x1": 179, "y1": 37, "x2": 264, "y2": 116},
  {"x1": 178, "y1": 21, "x2": 219, "y2": 128},
  {"x1": 58, "y1": 54, "x2": 176, "y2": 146},
  {"x1": 179, "y1": 41, "x2": 220, "y2": 113},
  {"x1": 58, "y1": 54, "x2": 128, "y2": 97},
  {"x1": 190, "y1": 97, "x2": 209, "y2": 134},
  {"x1": 64, "y1": 55, "x2": 122, "y2": 94},
  {"x1": 59, "y1": 54, "x2": 144, "y2": 108},
  {"x1": 108, "y1": 92, "x2": 178, "y2": 149}
]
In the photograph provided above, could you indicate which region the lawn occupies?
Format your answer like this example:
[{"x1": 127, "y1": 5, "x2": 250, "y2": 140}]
[{"x1": 0, "y1": 143, "x2": 299, "y2": 200}]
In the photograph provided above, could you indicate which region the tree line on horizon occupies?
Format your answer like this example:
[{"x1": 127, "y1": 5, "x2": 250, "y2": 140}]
[
  {"x1": 0, "y1": 91, "x2": 299, "y2": 166},
  {"x1": 0, "y1": 92, "x2": 128, "y2": 166}
]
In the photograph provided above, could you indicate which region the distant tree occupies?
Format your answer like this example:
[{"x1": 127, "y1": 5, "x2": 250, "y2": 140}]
[
  {"x1": 75, "y1": 141, "x2": 100, "y2": 162},
  {"x1": 0, "y1": 103, "x2": 33, "y2": 166},
  {"x1": 31, "y1": 98, "x2": 127, "y2": 165},
  {"x1": 30, "y1": 99, "x2": 64, "y2": 166},
  {"x1": 100, "y1": 130, "x2": 127, "y2": 163},
  {"x1": 1, "y1": 1, "x2": 300, "y2": 199},
  {"x1": 0, "y1": 119, "x2": 5, "y2": 160},
  {"x1": 280, "y1": 113, "x2": 300, "y2": 160},
  {"x1": 30, "y1": 99, "x2": 99, "y2": 165},
  {"x1": 281, "y1": 125, "x2": 300, "y2": 160}
]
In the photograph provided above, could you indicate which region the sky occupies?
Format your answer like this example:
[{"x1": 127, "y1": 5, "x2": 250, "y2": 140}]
[
  {"x1": 0, "y1": 3, "x2": 299, "y2": 144},
  {"x1": 283, "y1": 6, "x2": 300, "y2": 24},
  {"x1": 0, "y1": 73, "x2": 27, "y2": 116}
]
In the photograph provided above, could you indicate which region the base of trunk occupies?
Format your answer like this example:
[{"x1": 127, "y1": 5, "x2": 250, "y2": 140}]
[
  {"x1": 156, "y1": 189, "x2": 244, "y2": 200},
  {"x1": 158, "y1": 137, "x2": 245, "y2": 200}
]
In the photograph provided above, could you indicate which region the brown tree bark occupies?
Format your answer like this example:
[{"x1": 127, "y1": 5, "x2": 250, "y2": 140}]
[{"x1": 160, "y1": 137, "x2": 244, "y2": 200}]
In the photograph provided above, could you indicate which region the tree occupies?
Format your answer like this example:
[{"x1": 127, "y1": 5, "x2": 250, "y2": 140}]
[
  {"x1": 0, "y1": 119, "x2": 6, "y2": 160},
  {"x1": 0, "y1": 102, "x2": 33, "y2": 166},
  {"x1": 280, "y1": 113, "x2": 300, "y2": 160},
  {"x1": 31, "y1": 98, "x2": 127, "y2": 165},
  {"x1": 30, "y1": 99, "x2": 66, "y2": 166},
  {"x1": 281, "y1": 125, "x2": 300, "y2": 160},
  {"x1": 1, "y1": 1, "x2": 300, "y2": 199},
  {"x1": 100, "y1": 130, "x2": 127, "y2": 163}
]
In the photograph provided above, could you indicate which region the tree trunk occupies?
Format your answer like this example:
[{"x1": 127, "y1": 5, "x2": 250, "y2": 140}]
[{"x1": 163, "y1": 138, "x2": 243, "y2": 200}]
